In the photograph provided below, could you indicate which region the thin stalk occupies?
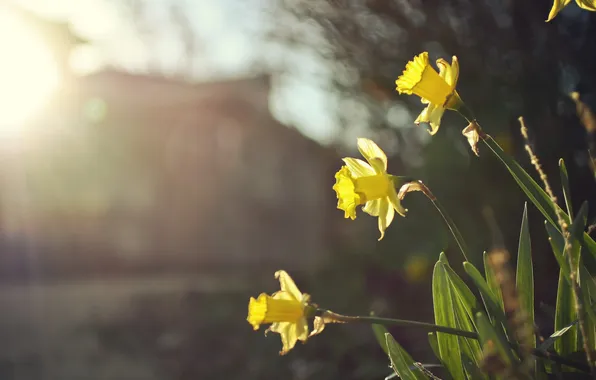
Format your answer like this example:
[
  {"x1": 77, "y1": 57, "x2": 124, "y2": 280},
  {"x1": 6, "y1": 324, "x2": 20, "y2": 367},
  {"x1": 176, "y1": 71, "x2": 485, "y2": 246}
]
[
  {"x1": 318, "y1": 310, "x2": 478, "y2": 339},
  {"x1": 429, "y1": 195, "x2": 470, "y2": 262},
  {"x1": 397, "y1": 179, "x2": 469, "y2": 262},
  {"x1": 317, "y1": 309, "x2": 590, "y2": 372}
]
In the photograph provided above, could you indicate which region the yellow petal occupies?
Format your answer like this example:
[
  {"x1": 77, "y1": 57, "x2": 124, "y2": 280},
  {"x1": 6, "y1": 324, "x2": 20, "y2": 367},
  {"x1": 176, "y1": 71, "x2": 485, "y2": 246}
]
[
  {"x1": 274, "y1": 270, "x2": 302, "y2": 301},
  {"x1": 271, "y1": 290, "x2": 296, "y2": 301},
  {"x1": 388, "y1": 187, "x2": 407, "y2": 217},
  {"x1": 295, "y1": 317, "x2": 309, "y2": 342},
  {"x1": 277, "y1": 318, "x2": 308, "y2": 355},
  {"x1": 415, "y1": 103, "x2": 446, "y2": 135},
  {"x1": 269, "y1": 321, "x2": 298, "y2": 355},
  {"x1": 395, "y1": 52, "x2": 429, "y2": 95},
  {"x1": 357, "y1": 138, "x2": 387, "y2": 173},
  {"x1": 247, "y1": 294, "x2": 266, "y2": 330},
  {"x1": 377, "y1": 199, "x2": 395, "y2": 240},
  {"x1": 437, "y1": 56, "x2": 459, "y2": 89},
  {"x1": 248, "y1": 292, "x2": 304, "y2": 329},
  {"x1": 333, "y1": 166, "x2": 361, "y2": 219},
  {"x1": 342, "y1": 157, "x2": 376, "y2": 177},
  {"x1": 546, "y1": 0, "x2": 572, "y2": 21},
  {"x1": 577, "y1": 0, "x2": 596, "y2": 11},
  {"x1": 363, "y1": 198, "x2": 382, "y2": 216},
  {"x1": 395, "y1": 52, "x2": 452, "y2": 106},
  {"x1": 309, "y1": 316, "x2": 326, "y2": 338}
]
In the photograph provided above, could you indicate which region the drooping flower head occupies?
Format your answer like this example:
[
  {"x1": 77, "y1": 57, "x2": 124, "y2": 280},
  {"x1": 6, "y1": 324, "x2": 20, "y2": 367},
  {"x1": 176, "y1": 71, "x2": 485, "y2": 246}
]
[
  {"x1": 333, "y1": 138, "x2": 407, "y2": 240},
  {"x1": 546, "y1": 0, "x2": 596, "y2": 22},
  {"x1": 396, "y1": 52, "x2": 462, "y2": 135},
  {"x1": 247, "y1": 270, "x2": 315, "y2": 355}
]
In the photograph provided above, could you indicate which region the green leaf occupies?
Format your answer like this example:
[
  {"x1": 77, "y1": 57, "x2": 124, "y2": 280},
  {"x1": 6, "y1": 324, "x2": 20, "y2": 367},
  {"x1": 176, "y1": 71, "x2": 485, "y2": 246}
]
[
  {"x1": 483, "y1": 137, "x2": 596, "y2": 261},
  {"x1": 554, "y1": 270, "x2": 578, "y2": 356},
  {"x1": 569, "y1": 202, "x2": 588, "y2": 276},
  {"x1": 538, "y1": 319, "x2": 578, "y2": 351},
  {"x1": 385, "y1": 333, "x2": 428, "y2": 380},
  {"x1": 432, "y1": 260, "x2": 465, "y2": 379},
  {"x1": 461, "y1": 353, "x2": 485, "y2": 380},
  {"x1": 516, "y1": 203, "x2": 535, "y2": 348},
  {"x1": 483, "y1": 137, "x2": 557, "y2": 229},
  {"x1": 372, "y1": 324, "x2": 389, "y2": 355},
  {"x1": 484, "y1": 251, "x2": 505, "y2": 313},
  {"x1": 428, "y1": 332, "x2": 454, "y2": 380},
  {"x1": 535, "y1": 358, "x2": 549, "y2": 380},
  {"x1": 474, "y1": 311, "x2": 517, "y2": 367},
  {"x1": 463, "y1": 262, "x2": 509, "y2": 334},
  {"x1": 438, "y1": 255, "x2": 484, "y2": 369},
  {"x1": 442, "y1": 263, "x2": 482, "y2": 318},
  {"x1": 559, "y1": 159, "x2": 573, "y2": 219},
  {"x1": 545, "y1": 223, "x2": 571, "y2": 283},
  {"x1": 427, "y1": 332, "x2": 442, "y2": 364},
  {"x1": 580, "y1": 265, "x2": 596, "y2": 310},
  {"x1": 439, "y1": 252, "x2": 450, "y2": 265},
  {"x1": 579, "y1": 268, "x2": 596, "y2": 348}
]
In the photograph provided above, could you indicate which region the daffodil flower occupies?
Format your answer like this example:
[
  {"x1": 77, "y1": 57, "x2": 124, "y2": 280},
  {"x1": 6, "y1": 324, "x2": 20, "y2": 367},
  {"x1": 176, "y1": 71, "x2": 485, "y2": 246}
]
[
  {"x1": 396, "y1": 52, "x2": 463, "y2": 135},
  {"x1": 333, "y1": 138, "x2": 407, "y2": 240},
  {"x1": 247, "y1": 270, "x2": 315, "y2": 355},
  {"x1": 547, "y1": 0, "x2": 596, "y2": 21}
]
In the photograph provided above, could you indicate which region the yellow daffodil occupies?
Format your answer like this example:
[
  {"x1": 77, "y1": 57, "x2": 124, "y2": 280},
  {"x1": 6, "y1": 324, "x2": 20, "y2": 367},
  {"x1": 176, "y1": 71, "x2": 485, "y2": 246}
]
[
  {"x1": 333, "y1": 138, "x2": 407, "y2": 240},
  {"x1": 247, "y1": 270, "x2": 315, "y2": 355},
  {"x1": 396, "y1": 52, "x2": 463, "y2": 135},
  {"x1": 547, "y1": 0, "x2": 596, "y2": 21}
]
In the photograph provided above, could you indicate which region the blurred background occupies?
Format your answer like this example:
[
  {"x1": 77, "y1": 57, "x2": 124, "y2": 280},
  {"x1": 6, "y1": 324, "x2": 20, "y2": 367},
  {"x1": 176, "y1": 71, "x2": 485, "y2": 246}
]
[{"x1": 0, "y1": 0, "x2": 595, "y2": 379}]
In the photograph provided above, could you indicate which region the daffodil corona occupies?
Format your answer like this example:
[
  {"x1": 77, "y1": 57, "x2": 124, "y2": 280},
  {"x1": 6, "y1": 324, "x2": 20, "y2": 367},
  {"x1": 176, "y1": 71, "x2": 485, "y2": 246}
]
[
  {"x1": 546, "y1": 0, "x2": 596, "y2": 21},
  {"x1": 333, "y1": 138, "x2": 407, "y2": 240},
  {"x1": 396, "y1": 52, "x2": 462, "y2": 135},
  {"x1": 247, "y1": 270, "x2": 314, "y2": 355}
]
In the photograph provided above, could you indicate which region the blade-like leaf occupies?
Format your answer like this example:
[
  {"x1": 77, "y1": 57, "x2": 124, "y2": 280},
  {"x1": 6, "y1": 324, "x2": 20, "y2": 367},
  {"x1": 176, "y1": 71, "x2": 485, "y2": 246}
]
[
  {"x1": 483, "y1": 137, "x2": 596, "y2": 260},
  {"x1": 442, "y1": 263, "x2": 482, "y2": 317},
  {"x1": 546, "y1": 222, "x2": 571, "y2": 283},
  {"x1": 483, "y1": 137, "x2": 557, "y2": 229},
  {"x1": 538, "y1": 319, "x2": 578, "y2": 351},
  {"x1": 484, "y1": 251, "x2": 505, "y2": 313},
  {"x1": 428, "y1": 332, "x2": 454, "y2": 380},
  {"x1": 385, "y1": 333, "x2": 428, "y2": 380},
  {"x1": 463, "y1": 262, "x2": 509, "y2": 335},
  {"x1": 427, "y1": 332, "x2": 442, "y2": 364},
  {"x1": 535, "y1": 358, "x2": 549, "y2": 380},
  {"x1": 516, "y1": 203, "x2": 535, "y2": 348},
  {"x1": 373, "y1": 324, "x2": 389, "y2": 355},
  {"x1": 559, "y1": 159, "x2": 573, "y2": 219},
  {"x1": 554, "y1": 270, "x2": 578, "y2": 356},
  {"x1": 579, "y1": 268, "x2": 596, "y2": 348},
  {"x1": 580, "y1": 265, "x2": 596, "y2": 309},
  {"x1": 569, "y1": 202, "x2": 588, "y2": 276},
  {"x1": 474, "y1": 311, "x2": 517, "y2": 367},
  {"x1": 438, "y1": 254, "x2": 484, "y2": 369},
  {"x1": 461, "y1": 352, "x2": 485, "y2": 380},
  {"x1": 432, "y1": 260, "x2": 465, "y2": 379}
]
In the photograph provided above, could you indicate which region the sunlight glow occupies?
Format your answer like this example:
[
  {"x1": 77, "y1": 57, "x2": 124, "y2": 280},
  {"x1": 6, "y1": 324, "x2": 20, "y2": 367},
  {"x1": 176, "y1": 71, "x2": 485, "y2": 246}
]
[{"x1": 0, "y1": 8, "x2": 60, "y2": 130}]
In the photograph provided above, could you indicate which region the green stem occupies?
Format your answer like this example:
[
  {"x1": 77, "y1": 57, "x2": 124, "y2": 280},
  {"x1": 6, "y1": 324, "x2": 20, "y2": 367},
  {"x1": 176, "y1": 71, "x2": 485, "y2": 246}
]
[
  {"x1": 318, "y1": 310, "x2": 478, "y2": 339},
  {"x1": 393, "y1": 177, "x2": 470, "y2": 262},
  {"x1": 318, "y1": 310, "x2": 591, "y2": 372},
  {"x1": 429, "y1": 196, "x2": 470, "y2": 262}
]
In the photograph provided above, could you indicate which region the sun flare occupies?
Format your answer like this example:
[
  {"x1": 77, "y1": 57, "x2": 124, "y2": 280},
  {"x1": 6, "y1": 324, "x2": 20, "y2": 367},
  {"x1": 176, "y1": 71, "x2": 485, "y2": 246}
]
[{"x1": 0, "y1": 7, "x2": 60, "y2": 131}]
